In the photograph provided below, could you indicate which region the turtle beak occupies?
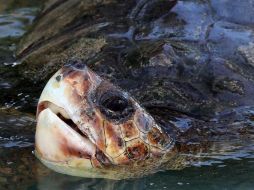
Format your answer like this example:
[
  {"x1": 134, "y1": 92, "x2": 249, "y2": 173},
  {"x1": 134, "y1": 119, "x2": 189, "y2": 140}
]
[
  {"x1": 35, "y1": 66, "x2": 110, "y2": 171},
  {"x1": 35, "y1": 69, "x2": 97, "y2": 169}
]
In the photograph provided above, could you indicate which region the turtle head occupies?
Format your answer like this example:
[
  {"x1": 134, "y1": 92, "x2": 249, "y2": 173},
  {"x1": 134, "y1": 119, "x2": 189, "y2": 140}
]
[{"x1": 35, "y1": 64, "x2": 174, "y2": 178}]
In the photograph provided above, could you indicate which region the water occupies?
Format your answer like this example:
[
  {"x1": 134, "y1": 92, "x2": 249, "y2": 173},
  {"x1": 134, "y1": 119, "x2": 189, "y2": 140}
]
[{"x1": 0, "y1": 0, "x2": 254, "y2": 190}]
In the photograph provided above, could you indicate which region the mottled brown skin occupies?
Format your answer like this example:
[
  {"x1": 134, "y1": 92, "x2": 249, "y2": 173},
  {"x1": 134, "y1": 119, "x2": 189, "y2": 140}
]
[
  {"x1": 121, "y1": 122, "x2": 140, "y2": 140},
  {"x1": 125, "y1": 140, "x2": 149, "y2": 161}
]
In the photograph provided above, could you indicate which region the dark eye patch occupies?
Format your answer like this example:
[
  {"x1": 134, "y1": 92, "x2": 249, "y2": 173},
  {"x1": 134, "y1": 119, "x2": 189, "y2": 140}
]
[
  {"x1": 99, "y1": 92, "x2": 134, "y2": 123},
  {"x1": 101, "y1": 96, "x2": 128, "y2": 113},
  {"x1": 94, "y1": 82, "x2": 134, "y2": 123}
]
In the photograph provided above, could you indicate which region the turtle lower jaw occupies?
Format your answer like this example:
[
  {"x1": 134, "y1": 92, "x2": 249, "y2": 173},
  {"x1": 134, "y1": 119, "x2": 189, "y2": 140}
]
[
  {"x1": 35, "y1": 106, "x2": 121, "y2": 179},
  {"x1": 35, "y1": 107, "x2": 97, "y2": 169}
]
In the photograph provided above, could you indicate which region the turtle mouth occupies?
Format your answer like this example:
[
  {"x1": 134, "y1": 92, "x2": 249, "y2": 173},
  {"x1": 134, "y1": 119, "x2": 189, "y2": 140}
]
[
  {"x1": 37, "y1": 101, "x2": 88, "y2": 139},
  {"x1": 36, "y1": 101, "x2": 107, "y2": 165},
  {"x1": 57, "y1": 113, "x2": 86, "y2": 138}
]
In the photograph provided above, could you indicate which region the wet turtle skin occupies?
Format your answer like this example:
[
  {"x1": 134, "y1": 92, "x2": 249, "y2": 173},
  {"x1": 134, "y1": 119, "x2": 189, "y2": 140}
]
[{"x1": 7, "y1": 0, "x2": 254, "y2": 179}]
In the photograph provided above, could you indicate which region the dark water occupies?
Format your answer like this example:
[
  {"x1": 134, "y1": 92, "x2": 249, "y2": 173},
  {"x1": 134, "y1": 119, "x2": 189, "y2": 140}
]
[{"x1": 0, "y1": 1, "x2": 254, "y2": 190}]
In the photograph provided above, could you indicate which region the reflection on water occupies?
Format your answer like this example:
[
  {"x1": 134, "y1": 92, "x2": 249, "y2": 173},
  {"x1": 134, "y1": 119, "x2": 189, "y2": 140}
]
[
  {"x1": 0, "y1": 0, "x2": 254, "y2": 190},
  {"x1": 0, "y1": 0, "x2": 43, "y2": 113},
  {"x1": 1, "y1": 142, "x2": 254, "y2": 190},
  {"x1": 38, "y1": 159, "x2": 254, "y2": 190},
  {"x1": 0, "y1": 8, "x2": 35, "y2": 38}
]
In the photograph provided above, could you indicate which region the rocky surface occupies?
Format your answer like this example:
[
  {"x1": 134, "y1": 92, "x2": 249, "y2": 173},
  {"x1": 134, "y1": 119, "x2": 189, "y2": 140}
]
[{"x1": 16, "y1": 0, "x2": 254, "y2": 119}]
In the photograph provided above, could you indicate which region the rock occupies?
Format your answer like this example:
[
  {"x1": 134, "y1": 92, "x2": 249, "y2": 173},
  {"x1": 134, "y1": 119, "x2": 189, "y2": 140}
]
[
  {"x1": 0, "y1": 167, "x2": 12, "y2": 175},
  {"x1": 211, "y1": 0, "x2": 254, "y2": 25},
  {"x1": 208, "y1": 21, "x2": 253, "y2": 57},
  {"x1": 212, "y1": 77, "x2": 245, "y2": 95},
  {"x1": 17, "y1": 0, "x2": 111, "y2": 55},
  {"x1": 16, "y1": 37, "x2": 106, "y2": 81},
  {"x1": 238, "y1": 43, "x2": 254, "y2": 68}
]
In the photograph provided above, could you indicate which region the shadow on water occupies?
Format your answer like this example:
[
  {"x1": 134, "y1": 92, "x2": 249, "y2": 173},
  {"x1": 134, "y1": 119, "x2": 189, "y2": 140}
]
[{"x1": 1, "y1": 0, "x2": 254, "y2": 190}]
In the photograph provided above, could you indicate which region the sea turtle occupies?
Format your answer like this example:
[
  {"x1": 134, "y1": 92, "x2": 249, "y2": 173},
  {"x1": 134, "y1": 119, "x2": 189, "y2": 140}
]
[
  {"x1": 35, "y1": 63, "x2": 176, "y2": 179},
  {"x1": 13, "y1": 0, "x2": 254, "y2": 179},
  {"x1": 34, "y1": 63, "x2": 254, "y2": 180}
]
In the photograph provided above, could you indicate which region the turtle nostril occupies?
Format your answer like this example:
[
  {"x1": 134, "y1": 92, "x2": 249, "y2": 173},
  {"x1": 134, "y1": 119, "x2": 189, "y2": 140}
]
[{"x1": 102, "y1": 96, "x2": 128, "y2": 113}]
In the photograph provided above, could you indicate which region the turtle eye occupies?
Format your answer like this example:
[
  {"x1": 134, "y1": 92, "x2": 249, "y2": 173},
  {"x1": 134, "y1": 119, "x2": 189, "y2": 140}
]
[
  {"x1": 98, "y1": 92, "x2": 134, "y2": 123},
  {"x1": 101, "y1": 95, "x2": 128, "y2": 113}
]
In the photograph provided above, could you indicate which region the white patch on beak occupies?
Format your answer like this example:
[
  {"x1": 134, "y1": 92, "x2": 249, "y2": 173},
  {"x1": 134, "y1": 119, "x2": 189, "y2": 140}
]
[{"x1": 37, "y1": 70, "x2": 78, "y2": 118}]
